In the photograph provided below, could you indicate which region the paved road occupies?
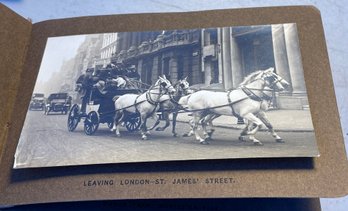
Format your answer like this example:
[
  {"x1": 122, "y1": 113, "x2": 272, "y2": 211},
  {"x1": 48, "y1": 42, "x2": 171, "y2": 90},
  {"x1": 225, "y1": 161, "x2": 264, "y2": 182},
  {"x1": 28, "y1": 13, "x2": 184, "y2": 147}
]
[{"x1": 14, "y1": 111, "x2": 319, "y2": 168}]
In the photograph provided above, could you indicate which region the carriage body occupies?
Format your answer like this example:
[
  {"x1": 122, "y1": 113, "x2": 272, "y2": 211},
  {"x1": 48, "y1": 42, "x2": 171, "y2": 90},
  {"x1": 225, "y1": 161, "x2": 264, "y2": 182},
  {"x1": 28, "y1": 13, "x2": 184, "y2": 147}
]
[{"x1": 67, "y1": 67, "x2": 145, "y2": 135}]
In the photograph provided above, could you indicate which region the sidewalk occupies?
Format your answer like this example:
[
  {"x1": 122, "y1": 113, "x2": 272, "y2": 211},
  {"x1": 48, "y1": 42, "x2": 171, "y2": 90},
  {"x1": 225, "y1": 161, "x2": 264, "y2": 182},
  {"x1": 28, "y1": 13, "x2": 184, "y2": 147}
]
[{"x1": 175, "y1": 109, "x2": 314, "y2": 132}]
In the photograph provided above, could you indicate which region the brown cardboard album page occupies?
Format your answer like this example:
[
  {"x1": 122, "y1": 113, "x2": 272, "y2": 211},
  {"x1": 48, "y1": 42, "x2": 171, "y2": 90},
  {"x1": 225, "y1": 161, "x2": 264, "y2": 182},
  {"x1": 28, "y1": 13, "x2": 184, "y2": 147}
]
[{"x1": 0, "y1": 4, "x2": 347, "y2": 205}]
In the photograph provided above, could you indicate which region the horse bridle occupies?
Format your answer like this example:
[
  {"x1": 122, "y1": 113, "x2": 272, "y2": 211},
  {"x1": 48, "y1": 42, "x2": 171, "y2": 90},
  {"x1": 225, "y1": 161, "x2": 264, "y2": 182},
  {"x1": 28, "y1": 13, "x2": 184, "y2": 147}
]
[
  {"x1": 168, "y1": 81, "x2": 190, "y2": 105},
  {"x1": 240, "y1": 71, "x2": 283, "y2": 101},
  {"x1": 146, "y1": 80, "x2": 175, "y2": 105}
]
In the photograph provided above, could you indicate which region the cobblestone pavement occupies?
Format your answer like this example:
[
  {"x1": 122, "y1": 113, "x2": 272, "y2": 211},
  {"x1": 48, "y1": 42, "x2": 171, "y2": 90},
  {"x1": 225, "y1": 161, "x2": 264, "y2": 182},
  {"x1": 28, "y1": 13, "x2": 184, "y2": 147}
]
[{"x1": 14, "y1": 111, "x2": 319, "y2": 168}]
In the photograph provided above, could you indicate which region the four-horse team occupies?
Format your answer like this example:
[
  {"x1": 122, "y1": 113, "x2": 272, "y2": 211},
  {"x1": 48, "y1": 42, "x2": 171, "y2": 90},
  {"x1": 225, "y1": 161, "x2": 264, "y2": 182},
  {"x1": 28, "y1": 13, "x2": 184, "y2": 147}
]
[{"x1": 69, "y1": 65, "x2": 290, "y2": 146}]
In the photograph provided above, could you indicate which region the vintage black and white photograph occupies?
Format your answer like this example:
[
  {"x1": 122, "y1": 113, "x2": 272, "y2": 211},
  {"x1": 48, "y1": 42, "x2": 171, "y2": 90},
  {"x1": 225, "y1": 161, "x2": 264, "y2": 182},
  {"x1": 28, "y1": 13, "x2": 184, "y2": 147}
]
[{"x1": 14, "y1": 23, "x2": 319, "y2": 168}]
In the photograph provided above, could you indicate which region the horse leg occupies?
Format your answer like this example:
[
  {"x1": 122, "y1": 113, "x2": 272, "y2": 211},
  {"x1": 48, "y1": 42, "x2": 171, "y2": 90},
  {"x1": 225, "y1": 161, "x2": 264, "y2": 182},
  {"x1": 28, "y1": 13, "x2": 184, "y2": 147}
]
[
  {"x1": 242, "y1": 113, "x2": 264, "y2": 145},
  {"x1": 182, "y1": 118, "x2": 195, "y2": 137},
  {"x1": 147, "y1": 112, "x2": 161, "y2": 131},
  {"x1": 113, "y1": 111, "x2": 124, "y2": 137},
  {"x1": 202, "y1": 119, "x2": 209, "y2": 141},
  {"x1": 257, "y1": 111, "x2": 284, "y2": 143},
  {"x1": 192, "y1": 112, "x2": 207, "y2": 144},
  {"x1": 239, "y1": 124, "x2": 249, "y2": 142},
  {"x1": 171, "y1": 111, "x2": 178, "y2": 137},
  {"x1": 155, "y1": 111, "x2": 170, "y2": 131},
  {"x1": 140, "y1": 114, "x2": 149, "y2": 140},
  {"x1": 205, "y1": 114, "x2": 220, "y2": 140},
  {"x1": 239, "y1": 120, "x2": 255, "y2": 142},
  {"x1": 202, "y1": 115, "x2": 212, "y2": 140},
  {"x1": 183, "y1": 112, "x2": 207, "y2": 138}
]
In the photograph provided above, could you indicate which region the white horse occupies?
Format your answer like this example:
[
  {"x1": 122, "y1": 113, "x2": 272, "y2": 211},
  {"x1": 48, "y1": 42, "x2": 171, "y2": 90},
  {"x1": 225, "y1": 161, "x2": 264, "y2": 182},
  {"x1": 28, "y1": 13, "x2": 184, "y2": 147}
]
[
  {"x1": 238, "y1": 80, "x2": 289, "y2": 143},
  {"x1": 112, "y1": 75, "x2": 175, "y2": 140},
  {"x1": 155, "y1": 77, "x2": 191, "y2": 137},
  {"x1": 193, "y1": 72, "x2": 290, "y2": 143},
  {"x1": 185, "y1": 67, "x2": 288, "y2": 145}
]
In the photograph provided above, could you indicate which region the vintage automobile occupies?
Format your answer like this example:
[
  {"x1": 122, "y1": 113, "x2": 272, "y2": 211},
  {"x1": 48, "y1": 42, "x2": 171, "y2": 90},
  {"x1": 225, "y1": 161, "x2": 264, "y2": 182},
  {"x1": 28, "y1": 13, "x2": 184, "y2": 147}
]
[
  {"x1": 44, "y1": 93, "x2": 72, "y2": 115},
  {"x1": 29, "y1": 93, "x2": 45, "y2": 110}
]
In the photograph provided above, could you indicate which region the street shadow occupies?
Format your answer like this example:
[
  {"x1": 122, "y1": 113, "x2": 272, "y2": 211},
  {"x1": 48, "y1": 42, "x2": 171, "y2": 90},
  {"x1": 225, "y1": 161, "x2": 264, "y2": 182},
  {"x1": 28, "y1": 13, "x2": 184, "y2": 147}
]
[
  {"x1": 10, "y1": 157, "x2": 314, "y2": 182},
  {"x1": 5, "y1": 198, "x2": 321, "y2": 211}
]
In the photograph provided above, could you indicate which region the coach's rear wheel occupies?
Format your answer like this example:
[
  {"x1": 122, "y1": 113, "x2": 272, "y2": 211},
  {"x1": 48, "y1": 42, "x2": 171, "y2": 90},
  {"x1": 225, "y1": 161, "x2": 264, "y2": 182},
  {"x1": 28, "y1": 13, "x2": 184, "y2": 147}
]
[
  {"x1": 67, "y1": 104, "x2": 80, "y2": 132},
  {"x1": 125, "y1": 115, "x2": 141, "y2": 132},
  {"x1": 84, "y1": 111, "x2": 99, "y2": 135}
]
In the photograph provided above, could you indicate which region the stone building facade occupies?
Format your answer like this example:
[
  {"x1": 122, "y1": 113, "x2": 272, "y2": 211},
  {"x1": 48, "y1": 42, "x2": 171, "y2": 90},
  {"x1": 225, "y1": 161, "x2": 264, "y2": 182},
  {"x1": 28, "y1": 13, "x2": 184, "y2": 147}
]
[
  {"x1": 112, "y1": 30, "x2": 203, "y2": 85},
  {"x1": 203, "y1": 24, "x2": 308, "y2": 109},
  {"x1": 98, "y1": 33, "x2": 118, "y2": 68},
  {"x1": 110, "y1": 24, "x2": 308, "y2": 109}
]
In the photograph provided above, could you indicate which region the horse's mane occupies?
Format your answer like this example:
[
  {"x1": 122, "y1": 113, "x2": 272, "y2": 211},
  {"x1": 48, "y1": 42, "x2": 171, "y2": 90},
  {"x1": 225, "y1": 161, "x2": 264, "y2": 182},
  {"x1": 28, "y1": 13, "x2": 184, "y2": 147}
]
[{"x1": 239, "y1": 70, "x2": 263, "y2": 86}]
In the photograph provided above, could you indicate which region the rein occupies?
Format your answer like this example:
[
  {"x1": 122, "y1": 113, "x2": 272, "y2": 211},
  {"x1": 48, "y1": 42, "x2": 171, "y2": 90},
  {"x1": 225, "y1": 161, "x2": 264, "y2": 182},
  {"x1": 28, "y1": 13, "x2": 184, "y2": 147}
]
[
  {"x1": 160, "y1": 84, "x2": 189, "y2": 106},
  {"x1": 240, "y1": 86, "x2": 272, "y2": 102},
  {"x1": 238, "y1": 73, "x2": 282, "y2": 102},
  {"x1": 142, "y1": 84, "x2": 165, "y2": 106},
  {"x1": 105, "y1": 83, "x2": 168, "y2": 115},
  {"x1": 134, "y1": 81, "x2": 174, "y2": 113}
]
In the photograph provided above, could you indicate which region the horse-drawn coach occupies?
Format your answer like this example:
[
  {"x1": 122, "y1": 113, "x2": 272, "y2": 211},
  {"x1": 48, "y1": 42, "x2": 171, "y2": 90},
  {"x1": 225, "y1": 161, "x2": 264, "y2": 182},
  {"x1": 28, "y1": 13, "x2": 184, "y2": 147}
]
[
  {"x1": 66, "y1": 63, "x2": 192, "y2": 139},
  {"x1": 67, "y1": 63, "x2": 289, "y2": 145},
  {"x1": 67, "y1": 64, "x2": 148, "y2": 135}
]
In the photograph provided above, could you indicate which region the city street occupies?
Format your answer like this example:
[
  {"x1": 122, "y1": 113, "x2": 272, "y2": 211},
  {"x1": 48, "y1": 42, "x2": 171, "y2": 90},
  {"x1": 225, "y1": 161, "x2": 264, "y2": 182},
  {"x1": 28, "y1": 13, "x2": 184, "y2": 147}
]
[{"x1": 15, "y1": 110, "x2": 319, "y2": 168}]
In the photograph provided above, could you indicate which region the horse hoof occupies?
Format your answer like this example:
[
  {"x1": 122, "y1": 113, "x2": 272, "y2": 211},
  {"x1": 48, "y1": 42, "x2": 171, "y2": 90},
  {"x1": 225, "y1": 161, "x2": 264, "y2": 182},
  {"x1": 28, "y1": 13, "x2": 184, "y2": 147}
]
[
  {"x1": 141, "y1": 136, "x2": 147, "y2": 140},
  {"x1": 155, "y1": 127, "x2": 163, "y2": 131},
  {"x1": 239, "y1": 136, "x2": 247, "y2": 142},
  {"x1": 207, "y1": 130, "x2": 215, "y2": 137},
  {"x1": 200, "y1": 140, "x2": 209, "y2": 145},
  {"x1": 173, "y1": 133, "x2": 178, "y2": 137},
  {"x1": 276, "y1": 138, "x2": 284, "y2": 143},
  {"x1": 253, "y1": 141, "x2": 263, "y2": 146},
  {"x1": 204, "y1": 136, "x2": 211, "y2": 141},
  {"x1": 182, "y1": 133, "x2": 189, "y2": 137}
]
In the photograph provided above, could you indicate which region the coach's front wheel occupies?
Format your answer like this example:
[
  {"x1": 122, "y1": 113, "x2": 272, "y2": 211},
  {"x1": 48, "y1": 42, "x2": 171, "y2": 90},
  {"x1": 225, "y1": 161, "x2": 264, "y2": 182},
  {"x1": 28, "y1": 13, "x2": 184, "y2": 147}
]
[
  {"x1": 84, "y1": 111, "x2": 99, "y2": 135},
  {"x1": 67, "y1": 104, "x2": 80, "y2": 132}
]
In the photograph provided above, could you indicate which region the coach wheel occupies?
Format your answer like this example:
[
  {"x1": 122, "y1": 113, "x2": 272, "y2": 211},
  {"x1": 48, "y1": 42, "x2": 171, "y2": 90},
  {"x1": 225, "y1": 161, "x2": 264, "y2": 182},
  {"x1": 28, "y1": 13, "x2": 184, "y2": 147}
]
[
  {"x1": 125, "y1": 115, "x2": 141, "y2": 132},
  {"x1": 84, "y1": 111, "x2": 99, "y2": 135},
  {"x1": 67, "y1": 104, "x2": 80, "y2": 132}
]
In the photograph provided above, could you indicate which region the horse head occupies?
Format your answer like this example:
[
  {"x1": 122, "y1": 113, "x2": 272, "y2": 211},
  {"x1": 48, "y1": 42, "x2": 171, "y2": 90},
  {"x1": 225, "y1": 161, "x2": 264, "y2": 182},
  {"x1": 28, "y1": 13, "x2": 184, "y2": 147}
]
[
  {"x1": 177, "y1": 76, "x2": 190, "y2": 95},
  {"x1": 157, "y1": 75, "x2": 176, "y2": 95},
  {"x1": 261, "y1": 68, "x2": 289, "y2": 92}
]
